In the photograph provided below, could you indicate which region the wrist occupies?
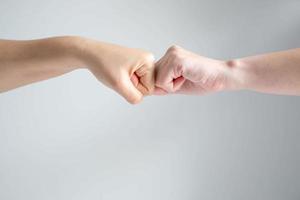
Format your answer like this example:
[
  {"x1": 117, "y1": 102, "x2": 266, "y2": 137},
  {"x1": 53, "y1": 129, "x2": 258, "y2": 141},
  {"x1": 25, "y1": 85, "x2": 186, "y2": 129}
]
[
  {"x1": 222, "y1": 59, "x2": 251, "y2": 91},
  {"x1": 62, "y1": 36, "x2": 91, "y2": 68},
  {"x1": 38, "y1": 36, "x2": 90, "y2": 71},
  {"x1": 69, "y1": 36, "x2": 110, "y2": 72}
]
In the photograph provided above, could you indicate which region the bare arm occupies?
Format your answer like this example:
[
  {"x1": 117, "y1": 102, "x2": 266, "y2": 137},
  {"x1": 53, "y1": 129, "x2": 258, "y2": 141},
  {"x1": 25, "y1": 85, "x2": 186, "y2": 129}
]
[
  {"x1": 155, "y1": 46, "x2": 300, "y2": 96},
  {"x1": 232, "y1": 48, "x2": 300, "y2": 95},
  {"x1": 0, "y1": 37, "x2": 81, "y2": 92},
  {"x1": 0, "y1": 36, "x2": 155, "y2": 104}
]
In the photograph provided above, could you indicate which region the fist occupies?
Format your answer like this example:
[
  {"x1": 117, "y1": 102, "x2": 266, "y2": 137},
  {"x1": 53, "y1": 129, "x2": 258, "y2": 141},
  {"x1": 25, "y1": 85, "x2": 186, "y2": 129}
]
[
  {"x1": 79, "y1": 38, "x2": 155, "y2": 104},
  {"x1": 155, "y1": 45, "x2": 234, "y2": 95}
]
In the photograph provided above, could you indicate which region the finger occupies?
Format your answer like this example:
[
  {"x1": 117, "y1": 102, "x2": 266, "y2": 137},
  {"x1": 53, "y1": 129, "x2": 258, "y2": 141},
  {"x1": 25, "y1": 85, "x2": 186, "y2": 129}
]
[
  {"x1": 155, "y1": 64, "x2": 184, "y2": 93},
  {"x1": 135, "y1": 63, "x2": 155, "y2": 96},
  {"x1": 130, "y1": 73, "x2": 139, "y2": 87},
  {"x1": 155, "y1": 59, "x2": 175, "y2": 92},
  {"x1": 130, "y1": 72, "x2": 150, "y2": 96},
  {"x1": 117, "y1": 72, "x2": 143, "y2": 104},
  {"x1": 130, "y1": 72, "x2": 149, "y2": 96}
]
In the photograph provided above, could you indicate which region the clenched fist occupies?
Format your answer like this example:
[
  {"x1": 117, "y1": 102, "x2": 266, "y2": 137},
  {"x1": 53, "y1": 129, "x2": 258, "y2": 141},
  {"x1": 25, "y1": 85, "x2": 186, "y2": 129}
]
[
  {"x1": 154, "y1": 45, "x2": 238, "y2": 95},
  {"x1": 78, "y1": 38, "x2": 155, "y2": 104},
  {"x1": 0, "y1": 36, "x2": 156, "y2": 104},
  {"x1": 2, "y1": 36, "x2": 300, "y2": 102}
]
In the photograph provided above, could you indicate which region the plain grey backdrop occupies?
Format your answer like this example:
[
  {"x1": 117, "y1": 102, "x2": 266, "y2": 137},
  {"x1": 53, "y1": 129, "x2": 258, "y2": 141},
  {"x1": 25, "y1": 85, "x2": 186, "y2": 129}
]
[{"x1": 0, "y1": 0, "x2": 300, "y2": 199}]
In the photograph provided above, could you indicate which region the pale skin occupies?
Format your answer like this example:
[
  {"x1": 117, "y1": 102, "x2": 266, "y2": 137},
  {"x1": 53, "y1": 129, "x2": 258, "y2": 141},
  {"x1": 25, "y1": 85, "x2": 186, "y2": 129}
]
[
  {"x1": 0, "y1": 36, "x2": 155, "y2": 104},
  {"x1": 155, "y1": 46, "x2": 300, "y2": 96},
  {"x1": 0, "y1": 36, "x2": 300, "y2": 104}
]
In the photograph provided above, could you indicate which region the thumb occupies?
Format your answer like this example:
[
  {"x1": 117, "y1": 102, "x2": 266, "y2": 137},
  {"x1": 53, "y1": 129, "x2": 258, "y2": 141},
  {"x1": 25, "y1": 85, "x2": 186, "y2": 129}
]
[{"x1": 117, "y1": 72, "x2": 143, "y2": 104}]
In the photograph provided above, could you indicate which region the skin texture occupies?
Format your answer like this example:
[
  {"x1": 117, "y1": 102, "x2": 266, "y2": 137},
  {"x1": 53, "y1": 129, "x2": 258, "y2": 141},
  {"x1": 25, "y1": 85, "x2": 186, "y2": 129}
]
[
  {"x1": 0, "y1": 36, "x2": 155, "y2": 104},
  {"x1": 1, "y1": 37, "x2": 300, "y2": 103},
  {"x1": 155, "y1": 45, "x2": 300, "y2": 96},
  {"x1": 155, "y1": 45, "x2": 232, "y2": 95}
]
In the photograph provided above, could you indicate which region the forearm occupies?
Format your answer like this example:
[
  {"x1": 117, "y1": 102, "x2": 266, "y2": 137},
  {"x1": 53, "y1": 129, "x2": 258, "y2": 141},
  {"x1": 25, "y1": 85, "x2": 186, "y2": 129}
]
[
  {"x1": 228, "y1": 48, "x2": 300, "y2": 95},
  {"x1": 0, "y1": 36, "x2": 86, "y2": 92}
]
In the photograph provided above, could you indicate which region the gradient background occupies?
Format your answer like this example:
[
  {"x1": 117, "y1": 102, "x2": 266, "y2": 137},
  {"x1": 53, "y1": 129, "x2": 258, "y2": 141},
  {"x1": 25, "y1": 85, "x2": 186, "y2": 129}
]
[{"x1": 0, "y1": 0, "x2": 300, "y2": 199}]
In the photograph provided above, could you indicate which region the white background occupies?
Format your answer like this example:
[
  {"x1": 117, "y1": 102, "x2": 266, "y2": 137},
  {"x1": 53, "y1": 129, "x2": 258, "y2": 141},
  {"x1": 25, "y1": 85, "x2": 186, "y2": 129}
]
[{"x1": 0, "y1": 0, "x2": 300, "y2": 199}]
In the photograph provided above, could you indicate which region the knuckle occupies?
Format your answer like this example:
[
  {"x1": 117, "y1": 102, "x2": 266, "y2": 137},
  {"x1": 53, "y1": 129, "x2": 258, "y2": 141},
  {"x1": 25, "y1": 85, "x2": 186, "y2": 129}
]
[
  {"x1": 167, "y1": 45, "x2": 181, "y2": 54},
  {"x1": 167, "y1": 46, "x2": 182, "y2": 60},
  {"x1": 168, "y1": 45, "x2": 180, "y2": 52},
  {"x1": 143, "y1": 52, "x2": 155, "y2": 64}
]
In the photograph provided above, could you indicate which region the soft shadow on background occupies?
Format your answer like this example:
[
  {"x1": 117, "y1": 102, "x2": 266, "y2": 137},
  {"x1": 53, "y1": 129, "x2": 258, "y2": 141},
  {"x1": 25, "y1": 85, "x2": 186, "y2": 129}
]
[{"x1": 0, "y1": 0, "x2": 300, "y2": 200}]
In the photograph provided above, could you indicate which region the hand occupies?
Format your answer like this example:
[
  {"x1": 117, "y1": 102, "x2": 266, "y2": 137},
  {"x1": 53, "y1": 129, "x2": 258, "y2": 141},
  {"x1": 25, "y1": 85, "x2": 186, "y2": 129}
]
[
  {"x1": 78, "y1": 38, "x2": 155, "y2": 104},
  {"x1": 154, "y1": 45, "x2": 238, "y2": 95}
]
